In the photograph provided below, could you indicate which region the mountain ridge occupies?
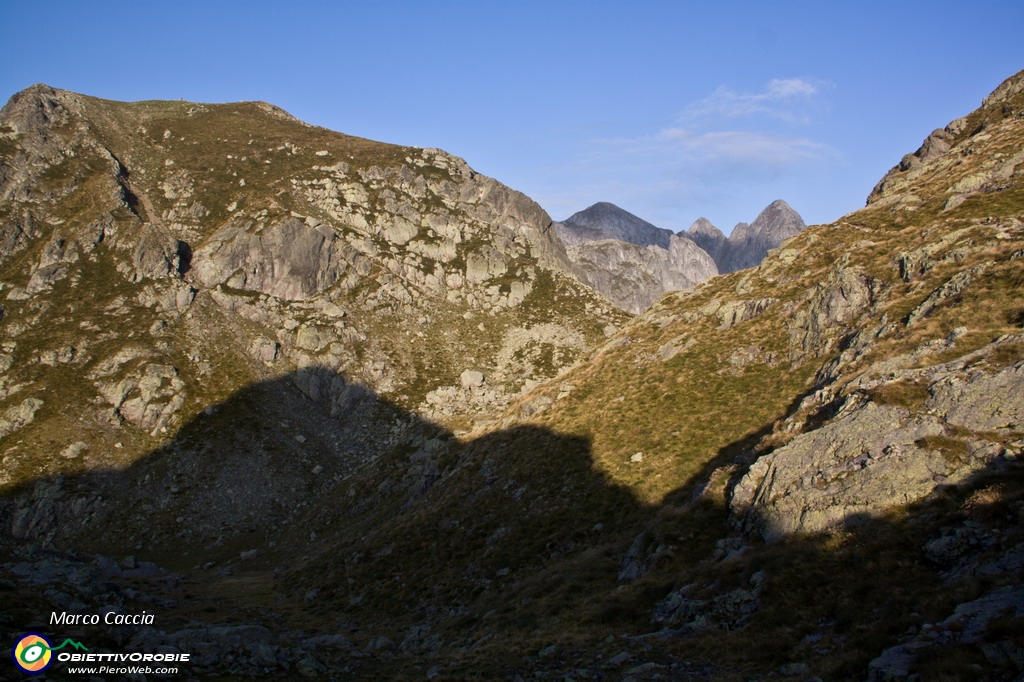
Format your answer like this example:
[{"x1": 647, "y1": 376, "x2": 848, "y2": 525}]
[
  {"x1": 685, "y1": 198, "x2": 807, "y2": 273},
  {"x1": 552, "y1": 199, "x2": 806, "y2": 313},
  {"x1": 556, "y1": 201, "x2": 673, "y2": 248},
  {"x1": 0, "y1": 82, "x2": 630, "y2": 438}
]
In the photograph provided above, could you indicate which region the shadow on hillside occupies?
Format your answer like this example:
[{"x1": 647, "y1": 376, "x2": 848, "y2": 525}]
[
  {"x1": 0, "y1": 369, "x2": 439, "y2": 551},
  {"x1": 0, "y1": 367, "x2": 648, "y2": 557},
  {"x1": 1, "y1": 367, "x2": 1022, "y2": 680},
  {"x1": 0, "y1": 368, "x2": 646, "y2": 639}
]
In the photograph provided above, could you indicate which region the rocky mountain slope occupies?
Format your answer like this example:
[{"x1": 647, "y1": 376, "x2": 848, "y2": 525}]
[
  {"x1": 486, "y1": 69, "x2": 1024, "y2": 679},
  {"x1": 686, "y1": 199, "x2": 807, "y2": 273},
  {"x1": 0, "y1": 84, "x2": 629, "y2": 444},
  {"x1": 1, "y1": 70, "x2": 1023, "y2": 682},
  {"x1": 554, "y1": 202, "x2": 719, "y2": 313}
]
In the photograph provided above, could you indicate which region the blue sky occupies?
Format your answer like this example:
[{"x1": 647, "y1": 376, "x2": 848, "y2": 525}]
[{"x1": 1, "y1": 1, "x2": 1022, "y2": 234}]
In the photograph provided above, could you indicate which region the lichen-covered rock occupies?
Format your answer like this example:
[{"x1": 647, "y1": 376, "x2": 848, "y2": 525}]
[
  {"x1": 716, "y1": 298, "x2": 776, "y2": 330},
  {"x1": 788, "y1": 265, "x2": 876, "y2": 356},
  {"x1": 192, "y1": 219, "x2": 346, "y2": 300},
  {"x1": 94, "y1": 362, "x2": 186, "y2": 433},
  {"x1": 928, "y1": 360, "x2": 1024, "y2": 431},
  {"x1": 0, "y1": 397, "x2": 43, "y2": 438},
  {"x1": 733, "y1": 358, "x2": 1023, "y2": 541},
  {"x1": 731, "y1": 399, "x2": 949, "y2": 541},
  {"x1": 868, "y1": 584, "x2": 1024, "y2": 681},
  {"x1": 132, "y1": 225, "x2": 183, "y2": 281},
  {"x1": 651, "y1": 571, "x2": 767, "y2": 630}
]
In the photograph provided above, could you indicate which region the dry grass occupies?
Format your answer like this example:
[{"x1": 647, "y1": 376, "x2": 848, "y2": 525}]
[{"x1": 866, "y1": 379, "x2": 931, "y2": 409}]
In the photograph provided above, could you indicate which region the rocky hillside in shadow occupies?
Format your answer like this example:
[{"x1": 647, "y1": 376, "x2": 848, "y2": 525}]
[
  {"x1": 491, "y1": 68, "x2": 1024, "y2": 679},
  {"x1": 1, "y1": 70, "x2": 1023, "y2": 681}
]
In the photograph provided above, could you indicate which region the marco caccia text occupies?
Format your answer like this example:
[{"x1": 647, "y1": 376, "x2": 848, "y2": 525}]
[{"x1": 51, "y1": 611, "x2": 155, "y2": 626}]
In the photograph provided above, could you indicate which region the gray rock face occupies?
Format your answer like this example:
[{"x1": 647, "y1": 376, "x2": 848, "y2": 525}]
[
  {"x1": 731, "y1": 355, "x2": 1024, "y2": 542},
  {"x1": 744, "y1": 199, "x2": 806, "y2": 248},
  {"x1": 687, "y1": 200, "x2": 807, "y2": 273},
  {"x1": 731, "y1": 399, "x2": 948, "y2": 542},
  {"x1": 788, "y1": 264, "x2": 876, "y2": 357},
  {"x1": 564, "y1": 234, "x2": 718, "y2": 314},
  {"x1": 868, "y1": 584, "x2": 1024, "y2": 681},
  {"x1": 0, "y1": 397, "x2": 43, "y2": 439},
  {"x1": 685, "y1": 217, "x2": 728, "y2": 265},
  {"x1": 552, "y1": 203, "x2": 718, "y2": 313},
  {"x1": 192, "y1": 219, "x2": 345, "y2": 300},
  {"x1": 133, "y1": 225, "x2": 184, "y2": 281}
]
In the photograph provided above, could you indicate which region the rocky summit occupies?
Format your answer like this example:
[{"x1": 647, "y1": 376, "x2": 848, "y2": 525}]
[
  {"x1": 554, "y1": 202, "x2": 720, "y2": 314},
  {"x1": 2, "y1": 69, "x2": 1024, "y2": 682},
  {"x1": 555, "y1": 200, "x2": 806, "y2": 314},
  {"x1": 556, "y1": 201, "x2": 674, "y2": 249},
  {"x1": 686, "y1": 199, "x2": 807, "y2": 273}
]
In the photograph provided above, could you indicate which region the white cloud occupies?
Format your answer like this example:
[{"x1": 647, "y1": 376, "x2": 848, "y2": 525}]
[
  {"x1": 657, "y1": 127, "x2": 831, "y2": 167},
  {"x1": 684, "y1": 77, "x2": 832, "y2": 123},
  {"x1": 575, "y1": 126, "x2": 834, "y2": 178},
  {"x1": 569, "y1": 77, "x2": 838, "y2": 180},
  {"x1": 536, "y1": 77, "x2": 839, "y2": 228},
  {"x1": 765, "y1": 78, "x2": 820, "y2": 98}
]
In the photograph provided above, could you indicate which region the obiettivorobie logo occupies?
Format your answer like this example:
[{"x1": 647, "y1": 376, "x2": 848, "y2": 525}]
[
  {"x1": 12, "y1": 633, "x2": 88, "y2": 674},
  {"x1": 12, "y1": 632, "x2": 190, "y2": 676}
]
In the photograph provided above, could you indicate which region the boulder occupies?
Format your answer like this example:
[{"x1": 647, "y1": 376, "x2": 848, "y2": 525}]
[{"x1": 460, "y1": 370, "x2": 485, "y2": 389}]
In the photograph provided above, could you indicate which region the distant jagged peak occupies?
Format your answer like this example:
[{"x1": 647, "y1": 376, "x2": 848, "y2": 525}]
[
  {"x1": 745, "y1": 199, "x2": 806, "y2": 241},
  {"x1": 730, "y1": 221, "x2": 753, "y2": 242},
  {"x1": 711, "y1": 200, "x2": 805, "y2": 273},
  {"x1": 558, "y1": 201, "x2": 672, "y2": 249},
  {"x1": 685, "y1": 217, "x2": 725, "y2": 240}
]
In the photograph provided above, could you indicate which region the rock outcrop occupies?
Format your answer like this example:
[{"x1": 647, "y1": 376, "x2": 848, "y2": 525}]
[
  {"x1": 0, "y1": 84, "x2": 628, "y2": 454},
  {"x1": 551, "y1": 200, "x2": 805, "y2": 313},
  {"x1": 562, "y1": 233, "x2": 718, "y2": 314},
  {"x1": 732, "y1": 349, "x2": 1023, "y2": 542}
]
